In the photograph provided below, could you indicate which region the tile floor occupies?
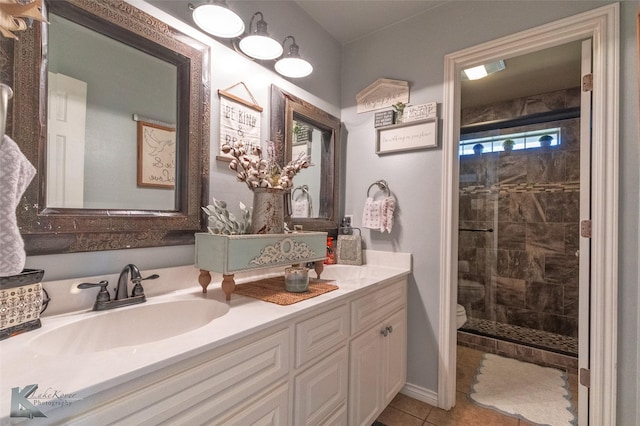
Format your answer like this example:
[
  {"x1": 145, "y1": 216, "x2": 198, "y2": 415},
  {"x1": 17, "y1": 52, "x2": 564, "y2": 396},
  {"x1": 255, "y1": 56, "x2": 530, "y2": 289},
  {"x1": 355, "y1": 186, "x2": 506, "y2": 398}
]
[{"x1": 376, "y1": 345, "x2": 579, "y2": 426}]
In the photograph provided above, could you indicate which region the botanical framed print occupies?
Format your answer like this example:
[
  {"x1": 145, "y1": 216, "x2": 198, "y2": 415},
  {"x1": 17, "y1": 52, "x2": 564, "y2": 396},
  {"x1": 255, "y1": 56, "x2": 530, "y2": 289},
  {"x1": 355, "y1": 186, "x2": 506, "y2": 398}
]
[{"x1": 137, "y1": 120, "x2": 176, "y2": 188}]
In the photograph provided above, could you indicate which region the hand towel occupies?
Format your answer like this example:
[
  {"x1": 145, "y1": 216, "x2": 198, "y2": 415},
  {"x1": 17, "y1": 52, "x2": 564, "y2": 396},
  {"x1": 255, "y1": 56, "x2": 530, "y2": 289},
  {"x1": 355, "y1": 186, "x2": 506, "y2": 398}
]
[
  {"x1": 0, "y1": 135, "x2": 36, "y2": 276},
  {"x1": 380, "y1": 195, "x2": 396, "y2": 233},
  {"x1": 292, "y1": 198, "x2": 310, "y2": 218},
  {"x1": 362, "y1": 197, "x2": 383, "y2": 229}
]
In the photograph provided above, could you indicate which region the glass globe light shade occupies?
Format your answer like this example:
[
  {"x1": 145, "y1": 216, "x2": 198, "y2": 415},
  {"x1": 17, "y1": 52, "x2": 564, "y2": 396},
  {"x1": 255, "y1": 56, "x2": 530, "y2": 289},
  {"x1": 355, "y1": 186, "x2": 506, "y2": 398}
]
[
  {"x1": 275, "y1": 57, "x2": 313, "y2": 78},
  {"x1": 192, "y1": 3, "x2": 244, "y2": 38},
  {"x1": 239, "y1": 35, "x2": 283, "y2": 60}
]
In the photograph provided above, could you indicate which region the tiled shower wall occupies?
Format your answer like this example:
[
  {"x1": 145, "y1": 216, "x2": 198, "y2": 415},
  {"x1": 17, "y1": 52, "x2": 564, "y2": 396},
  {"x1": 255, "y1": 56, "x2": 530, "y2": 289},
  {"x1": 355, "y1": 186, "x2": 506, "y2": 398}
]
[{"x1": 458, "y1": 87, "x2": 581, "y2": 339}]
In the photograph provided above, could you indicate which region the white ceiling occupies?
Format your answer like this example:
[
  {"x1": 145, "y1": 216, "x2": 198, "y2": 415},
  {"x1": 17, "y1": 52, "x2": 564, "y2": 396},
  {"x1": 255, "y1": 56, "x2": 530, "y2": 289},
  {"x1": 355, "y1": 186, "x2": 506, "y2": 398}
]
[
  {"x1": 294, "y1": 1, "x2": 582, "y2": 108},
  {"x1": 294, "y1": 0, "x2": 448, "y2": 45}
]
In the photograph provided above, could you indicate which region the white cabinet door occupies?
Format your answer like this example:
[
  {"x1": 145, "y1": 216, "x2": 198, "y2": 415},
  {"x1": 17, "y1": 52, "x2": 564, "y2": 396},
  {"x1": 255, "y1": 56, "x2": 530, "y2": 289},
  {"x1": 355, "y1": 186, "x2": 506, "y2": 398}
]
[
  {"x1": 294, "y1": 347, "x2": 348, "y2": 426},
  {"x1": 383, "y1": 308, "x2": 407, "y2": 403},
  {"x1": 348, "y1": 325, "x2": 383, "y2": 426},
  {"x1": 349, "y1": 308, "x2": 407, "y2": 426}
]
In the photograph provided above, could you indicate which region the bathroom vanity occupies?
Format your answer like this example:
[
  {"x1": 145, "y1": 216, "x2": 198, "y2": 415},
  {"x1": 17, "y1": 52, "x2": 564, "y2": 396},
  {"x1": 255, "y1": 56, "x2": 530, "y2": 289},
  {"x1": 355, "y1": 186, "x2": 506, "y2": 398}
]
[{"x1": 0, "y1": 250, "x2": 410, "y2": 425}]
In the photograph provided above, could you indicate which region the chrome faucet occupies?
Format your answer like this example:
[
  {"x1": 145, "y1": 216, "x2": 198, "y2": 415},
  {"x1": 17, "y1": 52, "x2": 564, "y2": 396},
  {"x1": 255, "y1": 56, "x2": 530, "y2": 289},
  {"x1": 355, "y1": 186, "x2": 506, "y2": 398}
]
[
  {"x1": 115, "y1": 263, "x2": 159, "y2": 300},
  {"x1": 78, "y1": 264, "x2": 159, "y2": 311}
]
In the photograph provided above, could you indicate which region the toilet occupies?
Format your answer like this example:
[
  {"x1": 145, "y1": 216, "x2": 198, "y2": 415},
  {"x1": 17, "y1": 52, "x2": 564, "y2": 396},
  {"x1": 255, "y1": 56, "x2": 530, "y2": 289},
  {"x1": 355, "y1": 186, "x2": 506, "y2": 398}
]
[
  {"x1": 458, "y1": 278, "x2": 485, "y2": 306},
  {"x1": 456, "y1": 304, "x2": 467, "y2": 329},
  {"x1": 456, "y1": 261, "x2": 485, "y2": 329}
]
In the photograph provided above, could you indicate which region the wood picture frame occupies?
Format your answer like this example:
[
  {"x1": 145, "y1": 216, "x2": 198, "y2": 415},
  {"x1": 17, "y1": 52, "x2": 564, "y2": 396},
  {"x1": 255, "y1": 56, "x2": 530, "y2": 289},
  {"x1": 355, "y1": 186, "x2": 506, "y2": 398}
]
[
  {"x1": 137, "y1": 120, "x2": 176, "y2": 188},
  {"x1": 217, "y1": 86, "x2": 262, "y2": 162},
  {"x1": 376, "y1": 118, "x2": 438, "y2": 154}
]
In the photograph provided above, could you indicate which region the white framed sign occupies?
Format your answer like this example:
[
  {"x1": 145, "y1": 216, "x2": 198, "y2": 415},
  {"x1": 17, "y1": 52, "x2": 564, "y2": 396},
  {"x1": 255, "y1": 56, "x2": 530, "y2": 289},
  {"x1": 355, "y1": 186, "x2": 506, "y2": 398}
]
[
  {"x1": 376, "y1": 118, "x2": 438, "y2": 154},
  {"x1": 218, "y1": 87, "x2": 262, "y2": 161},
  {"x1": 403, "y1": 102, "x2": 437, "y2": 123}
]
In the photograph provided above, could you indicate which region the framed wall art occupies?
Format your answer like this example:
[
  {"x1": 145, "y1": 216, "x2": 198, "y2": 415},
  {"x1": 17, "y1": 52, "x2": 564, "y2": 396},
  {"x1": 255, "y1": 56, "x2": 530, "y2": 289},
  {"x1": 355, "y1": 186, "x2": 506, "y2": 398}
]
[
  {"x1": 217, "y1": 82, "x2": 263, "y2": 161},
  {"x1": 137, "y1": 120, "x2": 176, "y2": 188},
  {"x1": 376, "y1": 118, "x2": 438, "y2": 154}
]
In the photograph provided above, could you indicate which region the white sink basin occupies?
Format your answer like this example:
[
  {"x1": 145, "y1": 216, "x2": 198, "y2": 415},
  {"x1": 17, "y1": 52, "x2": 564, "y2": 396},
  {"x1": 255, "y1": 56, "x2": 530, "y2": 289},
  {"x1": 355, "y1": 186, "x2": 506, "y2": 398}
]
[{"x1": 31, "y1": 298, "x2": 229, "y2": 356}]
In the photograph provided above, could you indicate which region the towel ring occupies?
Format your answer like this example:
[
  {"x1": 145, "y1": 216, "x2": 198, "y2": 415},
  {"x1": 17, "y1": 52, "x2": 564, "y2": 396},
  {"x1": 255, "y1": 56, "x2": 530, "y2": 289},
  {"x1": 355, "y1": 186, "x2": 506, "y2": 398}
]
[
  {"x1": 292, "y1": 185, "x2": 313, "y2": 217},
  {"x1": 367, "y1": 180, "x2": 391, "y2": 197},
  {"x1": 292, "y1": 184, "x2": 309, "y2": 199}
]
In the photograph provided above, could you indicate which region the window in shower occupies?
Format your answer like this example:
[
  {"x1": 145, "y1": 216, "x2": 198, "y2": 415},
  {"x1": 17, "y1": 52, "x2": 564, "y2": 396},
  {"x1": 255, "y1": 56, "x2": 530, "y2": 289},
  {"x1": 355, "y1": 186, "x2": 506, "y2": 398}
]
[{"x1": 459, "y1": 127, "x2": 561, "y2": 156}]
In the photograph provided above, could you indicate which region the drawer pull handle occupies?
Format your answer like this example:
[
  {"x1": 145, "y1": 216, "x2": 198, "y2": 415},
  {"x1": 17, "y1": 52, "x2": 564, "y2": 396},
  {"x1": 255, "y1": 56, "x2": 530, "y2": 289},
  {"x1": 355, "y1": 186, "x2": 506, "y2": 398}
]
[{"x1": 380, "y1": 325, "x2": 393, "y2": 337}]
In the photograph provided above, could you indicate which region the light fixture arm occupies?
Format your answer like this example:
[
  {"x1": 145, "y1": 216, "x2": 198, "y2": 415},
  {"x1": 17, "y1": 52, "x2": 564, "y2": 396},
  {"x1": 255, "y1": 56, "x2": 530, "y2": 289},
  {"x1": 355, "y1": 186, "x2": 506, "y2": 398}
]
[
  {"x1": 282, "y1": 36, "x2": 299, "y2": 58},
  {"x1": 249, "y1": 12, "x2": 267, "y2": 35},
  {"x1": 275, "y1": 35, "x2": 313, "y2": 78}
]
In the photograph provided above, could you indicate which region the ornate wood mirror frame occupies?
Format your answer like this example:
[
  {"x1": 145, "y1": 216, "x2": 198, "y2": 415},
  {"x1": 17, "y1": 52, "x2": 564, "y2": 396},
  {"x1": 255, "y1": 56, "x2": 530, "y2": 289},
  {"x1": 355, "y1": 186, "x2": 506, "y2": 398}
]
[
  {"x1": 3, "y1": 0, "x2": 210, "y2": 255},
  {"x1": 270, "y1": 85, "x2": 341, "y2": 233}
]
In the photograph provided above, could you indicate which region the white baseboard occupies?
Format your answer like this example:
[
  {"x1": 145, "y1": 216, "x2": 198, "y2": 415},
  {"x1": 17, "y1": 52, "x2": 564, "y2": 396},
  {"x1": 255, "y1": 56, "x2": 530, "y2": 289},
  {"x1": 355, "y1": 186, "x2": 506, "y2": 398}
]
[{"x1": 400, "y1": 382, "x2": 439, "y2": 407}]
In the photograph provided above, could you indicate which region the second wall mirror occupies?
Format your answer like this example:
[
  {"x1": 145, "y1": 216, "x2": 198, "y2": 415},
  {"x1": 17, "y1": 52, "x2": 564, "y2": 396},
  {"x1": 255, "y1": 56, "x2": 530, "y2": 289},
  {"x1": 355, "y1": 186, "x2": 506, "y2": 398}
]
[{"x1": 270, "y1": 85, "x2": 341, "y2": 233}]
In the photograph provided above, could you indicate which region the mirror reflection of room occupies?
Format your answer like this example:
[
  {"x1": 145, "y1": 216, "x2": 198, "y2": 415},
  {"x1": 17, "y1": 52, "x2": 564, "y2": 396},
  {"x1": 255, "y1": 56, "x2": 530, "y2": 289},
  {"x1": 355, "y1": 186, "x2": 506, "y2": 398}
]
[
  {"x1": 290, "y1": 119, "x2": 321, "y2": 218},
  {"x1": 47, "y1": 10, "x2": 177, "y2": 210}
]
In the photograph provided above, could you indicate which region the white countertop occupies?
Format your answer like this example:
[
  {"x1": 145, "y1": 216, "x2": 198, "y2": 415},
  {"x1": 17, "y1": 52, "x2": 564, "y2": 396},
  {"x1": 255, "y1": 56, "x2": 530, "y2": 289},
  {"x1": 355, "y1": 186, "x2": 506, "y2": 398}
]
[{"x1": 0, "y1": 250, "x2": 411, "y2": 422}]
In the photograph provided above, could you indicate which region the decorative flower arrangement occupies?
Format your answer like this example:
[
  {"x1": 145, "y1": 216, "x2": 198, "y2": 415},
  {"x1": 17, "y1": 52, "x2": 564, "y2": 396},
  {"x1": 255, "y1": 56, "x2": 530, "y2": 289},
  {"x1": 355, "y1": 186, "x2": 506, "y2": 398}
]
[
  {"x1": 221, "y1": 140, "x2": 312, "y2": 191},
  {"x1": 391, "y1": 102, "x2": 406, "y2": 124},
  {"x1": 0, "y1": 0, "x2": 47, "y2": 40},
  {"x1": 202, "y1": 197, "x2": 251, "y2": 235}
]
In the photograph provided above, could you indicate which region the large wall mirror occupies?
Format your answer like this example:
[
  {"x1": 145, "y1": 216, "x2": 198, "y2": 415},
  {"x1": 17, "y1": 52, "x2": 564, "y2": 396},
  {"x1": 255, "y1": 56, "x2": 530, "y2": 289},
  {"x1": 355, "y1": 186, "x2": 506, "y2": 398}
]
[
  {"x1": 3, "y1": 0, "x2": 210, "y2": 255},
  {"x1": 270, "y1": 85, "x2": 341, "y2": 233}
]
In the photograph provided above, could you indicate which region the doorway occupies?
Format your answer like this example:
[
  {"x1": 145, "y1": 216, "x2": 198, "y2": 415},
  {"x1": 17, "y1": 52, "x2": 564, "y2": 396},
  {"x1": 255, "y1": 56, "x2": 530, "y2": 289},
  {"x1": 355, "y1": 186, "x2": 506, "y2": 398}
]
[
  {"x1": 457, "y1": 51, "x2": 583, "y2": 358},
  {"x1": 438, "y1": 4, "x2": 619, "y2": 426}
]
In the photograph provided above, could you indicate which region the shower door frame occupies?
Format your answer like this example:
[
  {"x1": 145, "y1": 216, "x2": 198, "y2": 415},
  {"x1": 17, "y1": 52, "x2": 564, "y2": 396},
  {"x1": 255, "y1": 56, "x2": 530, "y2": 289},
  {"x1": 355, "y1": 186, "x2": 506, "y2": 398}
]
[{"x1": 438, "y1": 4, "x2": 619, "y2": 426}]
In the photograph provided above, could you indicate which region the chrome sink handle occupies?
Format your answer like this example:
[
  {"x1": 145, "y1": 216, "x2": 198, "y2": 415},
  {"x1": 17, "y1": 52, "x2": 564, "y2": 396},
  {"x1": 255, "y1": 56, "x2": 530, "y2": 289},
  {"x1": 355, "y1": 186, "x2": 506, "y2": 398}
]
[
  {"x1": 78, "y1": 280, "x2": 111, "y2": 306},
  {"x1": 131, "y1": 273, "x2": 160, "y2": 297},
  {"x1": 116, "y1": 264, "x2": 158, "y2": 300}
]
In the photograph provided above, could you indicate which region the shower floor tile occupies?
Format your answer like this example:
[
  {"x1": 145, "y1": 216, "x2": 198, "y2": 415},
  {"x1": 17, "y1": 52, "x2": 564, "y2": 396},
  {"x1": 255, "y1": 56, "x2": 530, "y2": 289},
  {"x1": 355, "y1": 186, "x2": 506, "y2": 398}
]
[{"x1": 460, "y1": 317, "x2": 578, "y2": 356}]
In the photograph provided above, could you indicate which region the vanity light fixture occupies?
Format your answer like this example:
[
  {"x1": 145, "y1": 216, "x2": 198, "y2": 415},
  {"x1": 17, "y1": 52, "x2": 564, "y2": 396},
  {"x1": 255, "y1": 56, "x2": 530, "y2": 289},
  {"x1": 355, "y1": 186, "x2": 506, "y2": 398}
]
[
  {"x1": 190, "y1": 1, "x2": 244, "y2": 38},
  {"x1": 238, "y1": 12, "x2": 283, "y2": 60},
  {"x1": 462, "y1": 60, "x2": 506, "y2": 80},
  {"x1": 275, "y1": 36, "x2": 313, "y2": 78}
]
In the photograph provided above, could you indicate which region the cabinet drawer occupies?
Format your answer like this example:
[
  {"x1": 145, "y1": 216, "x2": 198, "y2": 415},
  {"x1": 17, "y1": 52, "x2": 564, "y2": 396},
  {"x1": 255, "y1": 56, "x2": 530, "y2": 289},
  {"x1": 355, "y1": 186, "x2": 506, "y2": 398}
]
[
  {"x1": 294, "y1": 347, "x2": 348, "y2": 426},
  {"x1": 216, "y1": 383, "x2": 289, "y2": 426},
  {"x1": 351, "y1": 280, "x2": 406, "y2": 335},
  {"x1": 71, "y1": 328, "x2": 290, "y2": 425},
  {"x1": 295, "y1": 304, "x2": 349, "y2": 368}
]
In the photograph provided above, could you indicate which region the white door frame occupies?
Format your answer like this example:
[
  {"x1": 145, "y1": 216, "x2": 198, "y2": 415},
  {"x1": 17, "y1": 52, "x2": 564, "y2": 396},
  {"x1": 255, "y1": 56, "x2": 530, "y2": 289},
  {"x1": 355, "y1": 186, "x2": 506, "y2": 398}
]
[{"x1": 438, "y1": 4, "x2": 619, "y2": 426}]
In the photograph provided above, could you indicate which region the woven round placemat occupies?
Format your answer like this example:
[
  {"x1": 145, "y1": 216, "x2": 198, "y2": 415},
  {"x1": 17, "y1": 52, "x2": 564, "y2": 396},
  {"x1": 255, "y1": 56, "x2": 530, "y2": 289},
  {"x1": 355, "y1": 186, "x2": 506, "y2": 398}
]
[{"x1": 234, "y1": 276, "x2": 337, "y2": 305}]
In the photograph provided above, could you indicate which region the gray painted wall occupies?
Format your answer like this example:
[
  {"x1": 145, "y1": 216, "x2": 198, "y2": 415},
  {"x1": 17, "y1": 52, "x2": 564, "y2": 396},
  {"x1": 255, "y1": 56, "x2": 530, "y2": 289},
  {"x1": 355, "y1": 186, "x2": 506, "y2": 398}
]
[
  {"x1": 340, "y1": 1, "x2": 638, "y2": 423},
  {"x1": 25, "y1": 0, "x2": 639, "y2": 423}
]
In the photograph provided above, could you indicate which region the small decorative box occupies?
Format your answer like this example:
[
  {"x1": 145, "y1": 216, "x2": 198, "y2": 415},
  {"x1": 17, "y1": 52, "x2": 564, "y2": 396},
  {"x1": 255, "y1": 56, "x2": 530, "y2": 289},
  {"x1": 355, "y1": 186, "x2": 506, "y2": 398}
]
[
  {"x1": 374, "y1": 110, "x2": 395, "y2": 127},
  {"x1": 0, "y1": 269, "x2": 45, "y2": 340}
]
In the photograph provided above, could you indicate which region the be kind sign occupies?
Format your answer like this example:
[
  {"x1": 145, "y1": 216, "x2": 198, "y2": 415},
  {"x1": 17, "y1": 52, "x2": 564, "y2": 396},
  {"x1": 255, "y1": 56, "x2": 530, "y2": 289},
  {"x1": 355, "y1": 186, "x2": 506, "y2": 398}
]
[{"x1": 219, "y1": 93, "x2": 261, "y2": 158}]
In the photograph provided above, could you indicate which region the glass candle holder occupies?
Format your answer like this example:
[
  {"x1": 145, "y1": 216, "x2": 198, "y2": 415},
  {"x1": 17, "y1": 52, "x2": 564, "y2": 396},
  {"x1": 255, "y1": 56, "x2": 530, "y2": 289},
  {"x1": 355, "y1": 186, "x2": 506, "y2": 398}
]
[{"x1": 284, "y1": 264, "x2": 309, "y2": 292}]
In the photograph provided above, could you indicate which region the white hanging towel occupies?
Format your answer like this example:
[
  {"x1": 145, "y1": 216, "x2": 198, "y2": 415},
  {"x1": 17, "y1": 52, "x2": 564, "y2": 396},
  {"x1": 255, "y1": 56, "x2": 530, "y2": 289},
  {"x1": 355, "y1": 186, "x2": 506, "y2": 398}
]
[
  {"x1": 380, "y1": 195, "x2": 396, "y2": 233},
  {"x1": 0, "y1": 135, "x2": 36, "y2": 276},
  {"x1": 292, "y1": 198, "x2": 310, "y2": 218},
  {"x1": 361, "y1": 197, "x2": 383, "y2": 229}
]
